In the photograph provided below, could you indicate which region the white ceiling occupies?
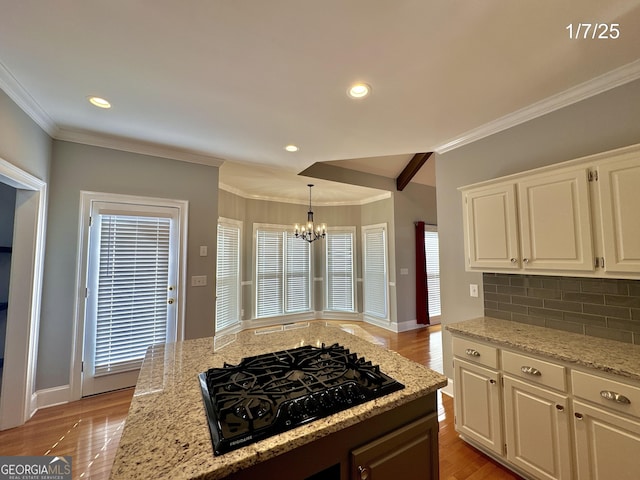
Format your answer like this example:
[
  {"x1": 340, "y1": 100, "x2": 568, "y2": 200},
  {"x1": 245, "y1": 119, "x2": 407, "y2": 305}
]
[{"x1": 1, "y1": 1, "x2": 639, "y2": 202}]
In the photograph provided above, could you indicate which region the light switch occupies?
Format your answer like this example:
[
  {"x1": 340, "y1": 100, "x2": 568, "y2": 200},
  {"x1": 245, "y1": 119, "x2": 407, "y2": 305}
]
[
  {"x1": 470, "y1": 284, "x2": 479, "y2": 297},
  {"x1": 192, "y1": 275, "x2": 207, "y2": 287},
  {"x1": 199, "y1": 245, "x2": 208, "y2": 256},
  {"x1": 400, "y1": 268, "x2": 409, "y2": 275}
]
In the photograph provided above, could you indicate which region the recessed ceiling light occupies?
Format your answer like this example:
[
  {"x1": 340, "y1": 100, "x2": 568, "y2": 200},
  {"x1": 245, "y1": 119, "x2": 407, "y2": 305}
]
[
  {"x1": 348, "y1": 83, "x2": 371, "y2": 99},
  {"x1": 88, "y1": 96, "x2": 111, "y2": 109},
  {"x1": 284, "y1": 144, "x2": 299, "y2": 152}
]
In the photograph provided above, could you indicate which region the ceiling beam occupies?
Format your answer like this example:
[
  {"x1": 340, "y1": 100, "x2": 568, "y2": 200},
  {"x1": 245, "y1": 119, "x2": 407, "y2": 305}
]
[{"x1": 396, "y1": 152, "x2": 433, "y2": 191}]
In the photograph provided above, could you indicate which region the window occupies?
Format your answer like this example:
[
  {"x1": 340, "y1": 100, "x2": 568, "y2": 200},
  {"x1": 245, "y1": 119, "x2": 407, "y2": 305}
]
[
  {"x1": 424, "y1": 226, "x2": 441, "y2": 317},
  {"x1": 216, "y1": 218, "x2": 241, "y2": 332},
  {"x1": 362, "y1": 224, "x2": 388, "y2": 319},
  {"x1": 325, "y1": 228, "x2": 356, "y2": 312},
  {"x1": 255, "y1": 225, "x2": 311, "y2": 318}
]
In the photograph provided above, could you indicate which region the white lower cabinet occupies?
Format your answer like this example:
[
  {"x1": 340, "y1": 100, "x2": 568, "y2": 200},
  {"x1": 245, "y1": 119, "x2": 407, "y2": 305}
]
[
  {"x1": 453, "y1": 358, "x2": 503, "y2": 455},
  {"x1": 572, "y1": 400, "x2": 640, "y2": 480},
  {"x1": 503, "y1": 376, "x2": 572, "y2": 480},
  {"x1": 453, "y1": 334, "x2": 640, "y2": 480}
]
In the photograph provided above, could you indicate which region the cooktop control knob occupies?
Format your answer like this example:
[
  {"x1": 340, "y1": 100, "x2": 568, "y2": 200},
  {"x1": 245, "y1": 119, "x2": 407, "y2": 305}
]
[
  {"x1": 304, "y1": 396, "x2": 321, "y2": 415},
  {"x1": 286, "y1": 400, "x2": 304, "y2": 420},
  {"x1": 319, "y1": 391, "x2": 334, "y2": 409}
]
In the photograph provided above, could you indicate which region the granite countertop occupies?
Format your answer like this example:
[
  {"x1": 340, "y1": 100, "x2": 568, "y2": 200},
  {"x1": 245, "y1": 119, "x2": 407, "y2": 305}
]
[
  {"x1": 447, "y1": 316, "x2": 640, "y2": 382},
  {"x1": 109, "y1": 321, "x2": 447, "y2": 480}
]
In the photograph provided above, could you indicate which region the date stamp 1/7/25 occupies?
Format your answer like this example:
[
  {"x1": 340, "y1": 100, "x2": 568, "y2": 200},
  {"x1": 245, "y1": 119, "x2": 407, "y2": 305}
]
[{"x1": 566, "y1": 23, "x2": 620, "y2": 39}]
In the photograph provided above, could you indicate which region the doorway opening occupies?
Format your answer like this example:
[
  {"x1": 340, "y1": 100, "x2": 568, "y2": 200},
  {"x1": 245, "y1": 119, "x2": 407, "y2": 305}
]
[
  {"x1": 0, "y1": 182, "x2": 17, "y2": 399},
  {"x1": 0, "y1": 157, "x2": 47, "y2": 431}
]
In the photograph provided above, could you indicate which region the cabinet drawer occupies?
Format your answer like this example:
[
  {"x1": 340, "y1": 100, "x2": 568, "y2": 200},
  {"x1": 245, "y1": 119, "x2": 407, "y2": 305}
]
[
  {"x1": 502, "y1": 350, "x2": 566, "y2": 392},
  {"x1": 572, "y1": 370, "x2": 640, "y2": 418},
  {"x1": 452, "y1": 336, "x2": 498, "y2": 369}
]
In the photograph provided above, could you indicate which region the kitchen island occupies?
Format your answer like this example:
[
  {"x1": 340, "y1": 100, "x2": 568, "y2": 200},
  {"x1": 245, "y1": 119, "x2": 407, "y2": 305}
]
[{"x1": 109, "y1": 321, "x2": 447, "y2": 479}]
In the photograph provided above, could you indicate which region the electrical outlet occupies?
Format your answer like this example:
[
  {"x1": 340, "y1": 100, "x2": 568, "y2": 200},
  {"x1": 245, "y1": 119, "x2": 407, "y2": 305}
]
[
  {"x1": 192, "y1": 275, "x2": 207, "y2": 287},
  {"x1": 199, "y1": 245, "x2": 208, "y2": 256},
  {"x1": 470, "y1": 284, "x2": 479, "y2": 297}
]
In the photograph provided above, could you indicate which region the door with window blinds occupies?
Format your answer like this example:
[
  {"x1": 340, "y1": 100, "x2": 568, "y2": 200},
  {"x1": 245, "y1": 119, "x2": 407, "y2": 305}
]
[
  {"x1": 363, "y1": 225, "x2": 388, "y2": 319},
  {"x1": 82, "y1": 202, "x2": 179, "y2": 396},
  {"x1": 216, "y1": 220, "x2": 241, "y2": 332}
]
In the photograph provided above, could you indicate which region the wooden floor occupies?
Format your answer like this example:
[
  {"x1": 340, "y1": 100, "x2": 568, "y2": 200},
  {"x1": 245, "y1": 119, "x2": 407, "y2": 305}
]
[{"x1": 0, "y1": 322, "x2": 521, "y2": 479}]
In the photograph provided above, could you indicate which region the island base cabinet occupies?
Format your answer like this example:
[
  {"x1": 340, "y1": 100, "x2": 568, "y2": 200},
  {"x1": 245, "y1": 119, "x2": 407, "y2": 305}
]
[
  {"x1": 503, "y1": 376, "x2": 572, "y2": 480},
  {"x1": 453, "y1": 358, "x2": 503, "y2": 456},
  {"x1": 350, "y1": 414, "x2": 438, "y2": 480},
  {"x1": 573, "y1": 400, "x2": 640, "y2": 480}
]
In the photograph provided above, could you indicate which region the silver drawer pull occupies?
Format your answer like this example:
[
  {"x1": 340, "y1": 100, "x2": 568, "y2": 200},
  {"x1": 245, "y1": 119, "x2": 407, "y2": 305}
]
[
  {"x1": 600, "y1": 390, "x2": 631, "y2": 404},
  {"x1": 521, "y1": 366, "x2": 541, "y2": 376},
  {"x1": 465, "y1": 348, "x2": 480, "y2": 357}
]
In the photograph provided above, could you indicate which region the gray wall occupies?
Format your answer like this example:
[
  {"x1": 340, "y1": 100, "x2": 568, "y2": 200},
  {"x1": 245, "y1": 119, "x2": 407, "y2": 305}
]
[
  {"x1": 0, "y1": 89, "x2": 51, "y2": 181},
  {"x1": 436, "y1": 78, "x2": 640, "y2": 379},
  {"x1": 37, "y1": 140, "x2": 219, "y2": 390},
  {"x1": 392, "y1": 183, "x2": 438, "y2": 327}
]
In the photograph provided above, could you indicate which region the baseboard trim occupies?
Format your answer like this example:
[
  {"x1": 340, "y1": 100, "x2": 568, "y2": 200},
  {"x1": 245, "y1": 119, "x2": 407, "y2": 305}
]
[
  {"x1": 35, "y1": 385, "x2": 70, "y2": 410},
  {"x1": 441, "y1": 378, "x2": 454, "y2": 398}
]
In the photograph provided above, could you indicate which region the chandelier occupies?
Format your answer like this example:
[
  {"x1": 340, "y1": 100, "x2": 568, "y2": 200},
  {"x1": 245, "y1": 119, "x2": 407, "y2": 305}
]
[{"x1": 294, "y1": 184, "x2": 326, "y2": 243}]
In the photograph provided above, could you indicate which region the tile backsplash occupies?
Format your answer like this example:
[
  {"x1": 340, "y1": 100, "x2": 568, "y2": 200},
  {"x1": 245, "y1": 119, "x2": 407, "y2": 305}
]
[{"x1": 483, "y1": 273, "x2": 640, "y2": 344}]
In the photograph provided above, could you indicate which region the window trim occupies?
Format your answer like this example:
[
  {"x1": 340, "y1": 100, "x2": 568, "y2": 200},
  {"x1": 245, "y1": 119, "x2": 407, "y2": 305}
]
[
  {"x1": 216, "y1": 217, "x2": 243, "y2": 334},
  {"x1": 362, "y1": 223, "x2": 389, "y2": 321},
  {"x1": 424, "y1": 224, "x2": 441, "y2": 319},
  {"x1": 324, "y1": 226, "x2": 357, "y2": 313},
  {"x1": 253, "y1": 223, "x2": 313, "y2": 320}
]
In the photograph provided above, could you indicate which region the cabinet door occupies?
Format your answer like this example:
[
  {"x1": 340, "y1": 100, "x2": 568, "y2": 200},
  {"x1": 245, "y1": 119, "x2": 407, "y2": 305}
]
[
  {"x1": 503, "y1": 376, "x2": 572, "y2": 480},
  {"x1": 518, "y1": 168, "x2": 594, "y2": 271},
  {"x1": 463, "y1": 184, "x2": 520, "y2": 270},
  {"x1": 350, "y1": 414, "x2": 438, "y2": 480},
  {"x1": 597, "y1": 155, "x2": 640, "y2": 273},
  {"x1": 573, "y1": 400, "x2": 640, "y2": 480},
  {"x1": 453, "y1": 358, "x2": 503, "y2": 455}
]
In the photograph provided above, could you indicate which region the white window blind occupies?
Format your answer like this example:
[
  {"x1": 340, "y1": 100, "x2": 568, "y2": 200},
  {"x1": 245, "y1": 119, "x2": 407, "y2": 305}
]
[
  {"x1": 363, "y1": 225, "x2": 388, "y2": 319},
  {"x1": 285, "y1": 234, "x2": 311, "y2": 313},
  {"x1": 256, "y1": 229, "x2": 284, "y2": 318},
  {"x1": 425, "y1": 226, "x2": 441, "y2": 317},
  {"x1": 326, "y1": 230, "x2": 355, "y2": 312},
  {"x1": 216, "y1": 220, "x2": 241, "y2": 332},
  {"x1": 94, "y1": 214, "x2": 171, "y2": 376},
  {"x1": 255, "y1": 226, "x2": 311, "y2": 318}
]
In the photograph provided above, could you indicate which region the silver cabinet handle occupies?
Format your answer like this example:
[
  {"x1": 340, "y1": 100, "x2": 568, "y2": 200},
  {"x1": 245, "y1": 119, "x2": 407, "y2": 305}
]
[
  {"x1": 575, "y1": 412, "x2": 583, "y2": 420},
  {"x1": 521, "y1": 366, "x2": 541, "y2": 376},
  {"x1": 489, "y1": 379, "x2": 496, "y2": 385},
  {"x1": 556, "y1": 404, "x2": 564, "y2": 411},
  {"x1": 465, "y1": 348, "x2": 480, "y2": 357},
  {"x1": 523, "y1": 258, "x2": 529, "y2": 264},
  {"x1": 600, "y1": 390, "x2": 631, "y2": 404},
  {"x1": 510, "y1": 258, "x2": 517, "y2": 264}
]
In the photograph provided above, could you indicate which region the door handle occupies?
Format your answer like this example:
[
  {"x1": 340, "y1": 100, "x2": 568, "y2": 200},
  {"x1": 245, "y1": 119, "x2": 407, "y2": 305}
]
[{"x1": 167, "y1": 298, "x2": 175, "y2": 305}]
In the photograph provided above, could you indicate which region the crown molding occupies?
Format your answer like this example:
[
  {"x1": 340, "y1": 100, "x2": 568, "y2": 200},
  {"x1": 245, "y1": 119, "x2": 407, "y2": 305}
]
[
  {"x1": 435, "y1": 58, "x2": 640, "y2": 154},
  {"x1": 55, "y1": 128, "x2": 225, "y2": 167},
  {"x1": 219, "y1": 182, "x2": 391, "y2": 206},
  {"x1": 0, "y1": 59, "x2": 58, "y2": 136}
]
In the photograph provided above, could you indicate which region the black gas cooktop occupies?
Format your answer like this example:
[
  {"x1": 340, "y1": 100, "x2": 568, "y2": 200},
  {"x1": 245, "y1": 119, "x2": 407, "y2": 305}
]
[{"x1": 199, "y1": 343, "x2": 404, "y2": 455}]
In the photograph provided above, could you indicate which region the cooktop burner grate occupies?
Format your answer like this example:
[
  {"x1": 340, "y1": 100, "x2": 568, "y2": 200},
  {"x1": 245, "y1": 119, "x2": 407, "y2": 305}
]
[{"x1": 199, "y1": 343, "x2": 404, "y2": 455}]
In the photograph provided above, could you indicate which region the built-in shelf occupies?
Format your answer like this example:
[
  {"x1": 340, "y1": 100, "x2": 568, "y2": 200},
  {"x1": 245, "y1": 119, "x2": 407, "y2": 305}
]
[{"x1": 0, "y1": 246, "x2": 11, "y2": 253}]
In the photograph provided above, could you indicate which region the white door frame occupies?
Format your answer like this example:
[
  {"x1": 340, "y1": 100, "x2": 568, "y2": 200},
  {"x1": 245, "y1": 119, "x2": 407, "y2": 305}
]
[
  {"x1": 0, "y1": 157, "x2": 47, "y2": 430},
  {"x1": 70, "y1": 191, "x2": 188, "y2": 401}
]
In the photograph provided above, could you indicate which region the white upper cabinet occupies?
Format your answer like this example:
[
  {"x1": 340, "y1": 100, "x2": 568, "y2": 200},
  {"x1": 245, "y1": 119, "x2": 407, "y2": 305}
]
[
  {"x1": 597, "y1": 152, "x2": 640, "y2": 274},
  {"x1": 460, "y1": 143, "x2": 640, "y2": 278},
  {"x1": 464, "y1": 183, "x2": 519, "y2": 270},
  {"x1": 517, "y1": 167, "x2": 593, "y2": 271}
]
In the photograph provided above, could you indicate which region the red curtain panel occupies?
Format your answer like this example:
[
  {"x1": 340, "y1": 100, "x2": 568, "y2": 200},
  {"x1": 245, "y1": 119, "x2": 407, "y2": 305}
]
[{"x1": 415, "y1": 221, "x2": 429, "y2": 324}]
